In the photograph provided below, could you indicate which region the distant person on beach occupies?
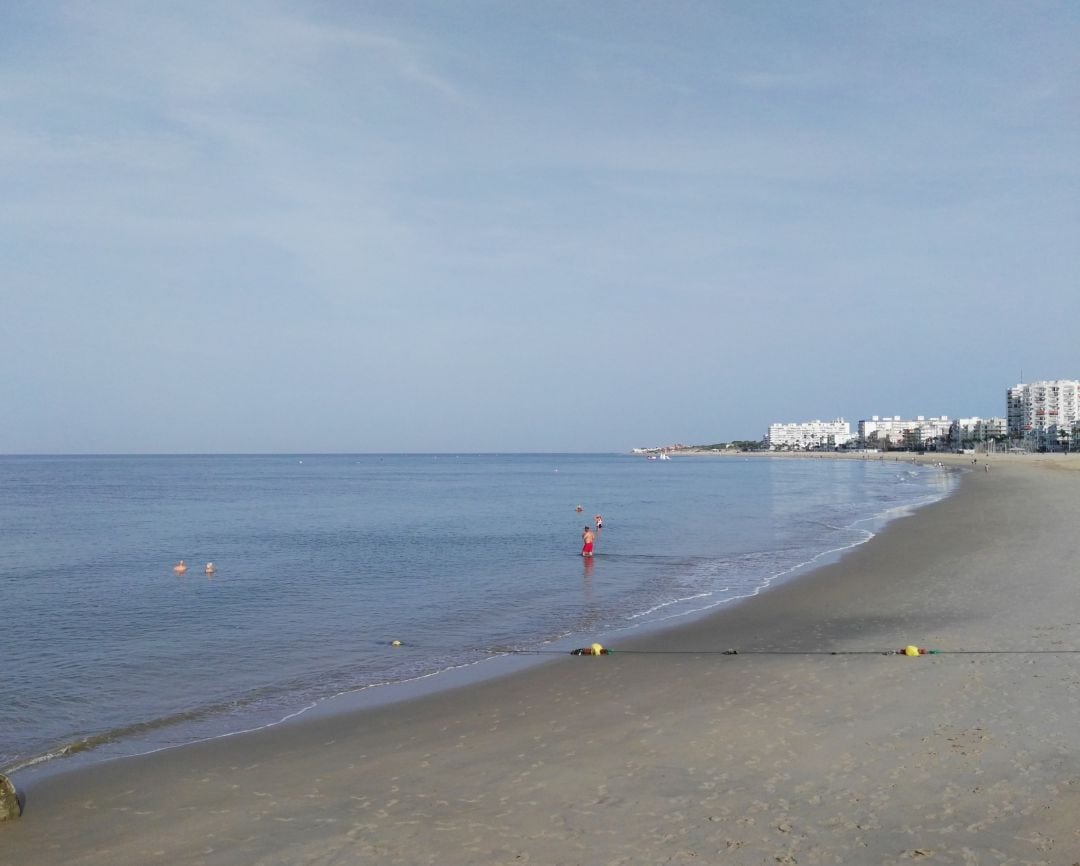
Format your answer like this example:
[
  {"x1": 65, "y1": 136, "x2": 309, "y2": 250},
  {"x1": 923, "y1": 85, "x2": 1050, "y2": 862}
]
[
  {"x1": 581, "y1": 526, "x2": 595, "y2": 557},
  {"x1": 594, "y1": 514, "x2": 603, "y2": 531}
]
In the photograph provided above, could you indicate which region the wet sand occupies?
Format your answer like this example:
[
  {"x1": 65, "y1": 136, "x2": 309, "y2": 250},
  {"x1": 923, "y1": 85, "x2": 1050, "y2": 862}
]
[{"x1": 4, "y1": 456, "x2": 1080, "y2": 865}]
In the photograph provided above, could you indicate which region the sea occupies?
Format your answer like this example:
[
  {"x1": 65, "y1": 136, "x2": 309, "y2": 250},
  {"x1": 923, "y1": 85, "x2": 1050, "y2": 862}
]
[{"x1": 0, "y1": 453, "x2": 956, "y2": 784}]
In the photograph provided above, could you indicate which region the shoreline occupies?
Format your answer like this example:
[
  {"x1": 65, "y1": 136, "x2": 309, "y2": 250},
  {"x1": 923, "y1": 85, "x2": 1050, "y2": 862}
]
[
  {"x1": 5, "y1": 457, "x2": 1080, "y2": 863},
  {"x1": 3, "y1": 455, "x2": 952, "y2": 788},
  {"x1": 669, "y1": 445, "x2": 1080, "y2": 470}
]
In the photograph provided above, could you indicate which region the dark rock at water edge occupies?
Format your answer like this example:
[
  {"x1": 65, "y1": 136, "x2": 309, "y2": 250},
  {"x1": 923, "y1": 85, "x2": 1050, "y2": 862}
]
[{"x1": 0, "y1": 773, "x2": 21, "y2": 820}]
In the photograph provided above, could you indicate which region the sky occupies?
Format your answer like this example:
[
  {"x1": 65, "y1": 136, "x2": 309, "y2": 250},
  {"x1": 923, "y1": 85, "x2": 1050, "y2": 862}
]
[{"x1": 2, "y1": 1, "x2": 1078, "y2": 453}]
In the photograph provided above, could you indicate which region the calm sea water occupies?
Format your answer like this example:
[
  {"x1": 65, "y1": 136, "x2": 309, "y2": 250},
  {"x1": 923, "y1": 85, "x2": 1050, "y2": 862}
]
[{"x1": 0, "y1": 453, "x2": 954, "y2": 782}]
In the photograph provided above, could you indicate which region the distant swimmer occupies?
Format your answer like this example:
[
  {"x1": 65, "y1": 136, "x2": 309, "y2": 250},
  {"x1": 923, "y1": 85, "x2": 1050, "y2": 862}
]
[
  {"x1": 173, "y1": 560, "x2": 187, "y2": 574},
  {"x1": 581, "y1": 526, "x2": 595, "y2": 557},
  {"x1": 575, "y1": 505, "x2": 584, "y2": 513},
  {"x1": 594, "y1": 514, "x2": 603, "y2": 531},
  {"x1": 204, "y1": 562, "x2": 215, "y2": 575}
]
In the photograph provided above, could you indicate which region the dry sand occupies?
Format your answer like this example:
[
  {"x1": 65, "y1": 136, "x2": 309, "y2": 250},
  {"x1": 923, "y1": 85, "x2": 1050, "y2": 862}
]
[{"x1": 4, "y1": 455, "x2": 1080, "y2": 865}]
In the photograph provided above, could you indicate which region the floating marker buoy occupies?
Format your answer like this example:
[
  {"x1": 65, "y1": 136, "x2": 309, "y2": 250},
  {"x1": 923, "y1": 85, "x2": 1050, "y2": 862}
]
[
  {"x1": 903, "y1": 645, "x2": 923, "y2": 656},
  {"x1": 391, "y1": 640, "x2": 402, "y2": 647}
]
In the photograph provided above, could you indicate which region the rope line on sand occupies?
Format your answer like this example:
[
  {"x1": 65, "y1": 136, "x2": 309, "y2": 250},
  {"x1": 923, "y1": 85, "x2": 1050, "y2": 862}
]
[{"x1": 477, "y1": 647, "x2": 1080, "y2": 657}]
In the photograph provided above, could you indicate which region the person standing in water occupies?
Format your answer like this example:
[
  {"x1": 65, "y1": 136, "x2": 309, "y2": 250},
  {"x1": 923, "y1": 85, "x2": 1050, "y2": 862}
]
[
  {"x1": 594, "y1": 514, "x2": 603, "y2": 532},
  {"x1": 581, "y1": 525, "x2": 595, "y2": 557}
]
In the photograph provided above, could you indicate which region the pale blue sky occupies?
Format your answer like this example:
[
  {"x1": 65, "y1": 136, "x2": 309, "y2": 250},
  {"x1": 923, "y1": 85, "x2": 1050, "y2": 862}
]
[{"x1": 2, "y1": 2, "x2": 1077, "y2": 453}]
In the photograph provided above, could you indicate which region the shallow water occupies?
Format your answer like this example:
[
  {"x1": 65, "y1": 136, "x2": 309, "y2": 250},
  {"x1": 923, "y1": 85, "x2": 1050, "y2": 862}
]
[{"x1": 0, "y1": 453, "x2": 954, "y2": 780}]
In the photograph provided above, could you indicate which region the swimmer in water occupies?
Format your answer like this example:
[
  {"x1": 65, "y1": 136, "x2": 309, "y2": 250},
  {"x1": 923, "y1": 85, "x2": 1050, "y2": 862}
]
[
  {"x1": 581, "y1": 526, "x2": 595, "y2": 557},
  {"x1": 173, "y1": 560, "x2": 187, "y2": 574},
  {"x1": 594, "y1": 514, "x2": 603, "y2": 531},
  {"x1": 204, "y1": 562, "x2": 215, "y2": 575}
]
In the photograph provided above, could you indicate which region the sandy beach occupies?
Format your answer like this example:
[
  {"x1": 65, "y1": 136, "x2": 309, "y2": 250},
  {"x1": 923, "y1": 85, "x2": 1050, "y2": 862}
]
[{"x1": 4, "y1": 455, "x2": 1080, "y2": 865}]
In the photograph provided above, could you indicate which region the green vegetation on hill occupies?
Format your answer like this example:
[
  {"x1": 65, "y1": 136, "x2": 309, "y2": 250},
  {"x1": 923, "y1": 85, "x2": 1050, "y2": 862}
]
[{"x1": 683, "y1": 440, "x2": 766, "y2": 452}]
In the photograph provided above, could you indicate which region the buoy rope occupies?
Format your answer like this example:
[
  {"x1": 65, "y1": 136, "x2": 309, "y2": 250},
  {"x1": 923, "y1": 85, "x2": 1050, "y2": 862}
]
[{"x1": 479, "y1": 647, "x2": 1080, "y2": 657}]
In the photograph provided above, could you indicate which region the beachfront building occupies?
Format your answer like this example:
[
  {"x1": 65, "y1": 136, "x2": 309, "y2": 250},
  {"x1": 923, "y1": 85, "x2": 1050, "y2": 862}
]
[
  {"x1": 766, "y1": 419, "x2": 852, "y2": 451},
  {"x1": 950, "y1": 417, "x2": 1008, "y2": 449},
  {"x1": 858, "y1": 415, "x2": 952, "y2": 451},
  {"x1": 1007, "y1": 380, "x2": 1080, "y2": 451}
]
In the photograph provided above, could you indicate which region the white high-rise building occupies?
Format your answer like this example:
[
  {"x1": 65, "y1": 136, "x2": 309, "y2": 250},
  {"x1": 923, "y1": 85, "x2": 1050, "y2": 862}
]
[
  {"x1": 766, "y1": 419, "x2": 851, "y2": 450},
  {"x1": 1007, "y1": 380, "x2": 1080, "y2": 450}
]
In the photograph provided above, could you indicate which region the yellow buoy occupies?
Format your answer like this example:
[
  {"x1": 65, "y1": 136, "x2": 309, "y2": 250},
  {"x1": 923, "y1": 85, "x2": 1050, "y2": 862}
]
[
  {"x1": 904, "y1": 645, "x2": 921, "y2": 656},
  {"x1": 590, "y1": 642, "x2": 604, "y2": 656}
]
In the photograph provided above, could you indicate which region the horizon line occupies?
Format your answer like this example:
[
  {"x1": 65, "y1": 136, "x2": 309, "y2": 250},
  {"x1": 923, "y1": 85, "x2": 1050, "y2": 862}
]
[{"x1": 0, "y1": 450, "x2": 638, "y2": 458}]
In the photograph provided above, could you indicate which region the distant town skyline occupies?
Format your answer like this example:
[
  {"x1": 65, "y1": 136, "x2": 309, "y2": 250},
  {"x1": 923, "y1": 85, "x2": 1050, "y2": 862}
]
[
  {"x1": 3, "y1": 3, "x2": 1078, "y2": 454},
  {"x1": 756, "y1": 378, "x2": 1079, "y2": 452}
]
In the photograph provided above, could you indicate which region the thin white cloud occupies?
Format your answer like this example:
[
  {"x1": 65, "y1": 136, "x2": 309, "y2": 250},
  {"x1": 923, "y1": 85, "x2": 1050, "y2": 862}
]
[{"x1": 52, "y1": 0, "x2": 466, "y2": 106}]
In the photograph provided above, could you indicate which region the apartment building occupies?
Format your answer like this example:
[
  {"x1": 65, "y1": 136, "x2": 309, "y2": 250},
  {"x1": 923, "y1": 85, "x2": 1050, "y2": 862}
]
[
  {"x1": 1007, "y1": 380, "x2": 1080, "y2": 450},
  {"x1": 950, "y1": 417, "x2": 1007, "y2": 446},
  {"x1": 858, "y1": 415, "x2": 952, "y2": 450},
  {"x1": 766, "y1": 419, "x2": 852, "y2": 450}
]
